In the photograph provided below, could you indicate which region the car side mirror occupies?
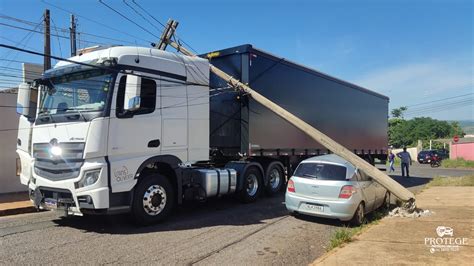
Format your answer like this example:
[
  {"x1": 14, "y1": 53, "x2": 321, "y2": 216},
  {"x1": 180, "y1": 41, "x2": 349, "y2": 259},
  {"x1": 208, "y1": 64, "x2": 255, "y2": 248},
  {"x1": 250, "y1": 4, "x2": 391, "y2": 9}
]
[{"x1": 123, "y1": 75, "x2": 141, "y2": 112}]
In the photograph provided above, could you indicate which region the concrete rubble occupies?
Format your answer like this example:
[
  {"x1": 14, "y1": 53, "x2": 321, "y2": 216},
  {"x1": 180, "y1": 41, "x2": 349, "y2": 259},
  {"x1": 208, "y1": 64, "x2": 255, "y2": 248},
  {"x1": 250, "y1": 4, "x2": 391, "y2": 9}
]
[{"x1": 388, "y1": 205, "x2": 433, "y2": 218}]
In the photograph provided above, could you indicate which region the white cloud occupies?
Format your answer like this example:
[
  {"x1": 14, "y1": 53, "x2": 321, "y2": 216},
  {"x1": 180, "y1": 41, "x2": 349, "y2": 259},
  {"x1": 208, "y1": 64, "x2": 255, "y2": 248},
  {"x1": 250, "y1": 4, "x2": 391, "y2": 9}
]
[
  {"x1": 354, "y1": 62, "x2": 472, "y2": 95},
  {"x1": 352, "y1": 61, "x2": 473, "y2": 120}
]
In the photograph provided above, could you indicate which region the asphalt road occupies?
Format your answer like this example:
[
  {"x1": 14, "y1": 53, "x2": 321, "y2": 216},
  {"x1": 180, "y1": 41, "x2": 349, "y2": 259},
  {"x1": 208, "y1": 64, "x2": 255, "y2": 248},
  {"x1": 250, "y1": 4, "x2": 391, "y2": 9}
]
[{"x1": 0, "y1": 165, "x2": 472, "y2": 265}]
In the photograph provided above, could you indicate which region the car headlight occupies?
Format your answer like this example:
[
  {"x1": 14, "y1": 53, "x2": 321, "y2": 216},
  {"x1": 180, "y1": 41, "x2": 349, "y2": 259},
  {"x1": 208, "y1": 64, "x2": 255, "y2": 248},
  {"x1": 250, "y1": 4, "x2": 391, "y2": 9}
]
[{"x1": 76, "y1": 169, "x2": 101, "y2": 188}]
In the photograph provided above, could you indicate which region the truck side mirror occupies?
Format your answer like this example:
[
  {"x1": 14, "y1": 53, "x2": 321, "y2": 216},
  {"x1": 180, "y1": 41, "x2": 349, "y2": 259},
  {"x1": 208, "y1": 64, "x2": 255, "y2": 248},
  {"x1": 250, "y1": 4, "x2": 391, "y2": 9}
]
[
  {"x1": 17, "y1": 83, "x2": 37, "y2": 119},
  {"x1": 123, "y1": 75, "x2": 141, "y2": 112}
]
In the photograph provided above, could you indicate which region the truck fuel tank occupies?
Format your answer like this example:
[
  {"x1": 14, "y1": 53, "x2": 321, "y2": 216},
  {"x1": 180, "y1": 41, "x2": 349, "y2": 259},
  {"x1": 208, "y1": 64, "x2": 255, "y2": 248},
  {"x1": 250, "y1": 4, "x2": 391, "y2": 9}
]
[{"x1": 191, "y1": 169, "x2": 237, "y2": 197}]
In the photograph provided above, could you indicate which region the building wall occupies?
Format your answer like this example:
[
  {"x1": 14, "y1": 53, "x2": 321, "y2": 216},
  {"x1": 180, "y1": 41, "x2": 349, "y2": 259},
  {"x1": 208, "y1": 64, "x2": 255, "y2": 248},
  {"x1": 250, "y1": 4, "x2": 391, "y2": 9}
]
[
  {"x1": 0, "y1": 92, "x2": 25, "y2": 193},
  {"x1": 450, "y1": 142, "x2": 474, "y2": 161}
]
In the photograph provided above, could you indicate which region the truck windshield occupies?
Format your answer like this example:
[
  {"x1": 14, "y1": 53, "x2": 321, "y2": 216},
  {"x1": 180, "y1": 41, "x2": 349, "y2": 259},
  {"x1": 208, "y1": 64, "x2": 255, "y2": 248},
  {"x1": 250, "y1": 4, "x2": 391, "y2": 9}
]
[{"x1": 38, "y1": 69, "x2": 113, "y2": 117}]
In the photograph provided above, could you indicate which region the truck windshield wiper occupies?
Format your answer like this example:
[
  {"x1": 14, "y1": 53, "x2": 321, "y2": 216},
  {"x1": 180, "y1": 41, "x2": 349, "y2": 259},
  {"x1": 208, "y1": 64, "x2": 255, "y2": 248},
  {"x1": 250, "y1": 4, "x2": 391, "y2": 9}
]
[
  {"x1": 64, "y1": 108, "x2": 89, "y2": 121},
  {"x1": 38, "y1": 111, "x2": 55, "y2": 123},
  {"x1": 303, "y1": 174, "x2": 318, "y2": 178}
]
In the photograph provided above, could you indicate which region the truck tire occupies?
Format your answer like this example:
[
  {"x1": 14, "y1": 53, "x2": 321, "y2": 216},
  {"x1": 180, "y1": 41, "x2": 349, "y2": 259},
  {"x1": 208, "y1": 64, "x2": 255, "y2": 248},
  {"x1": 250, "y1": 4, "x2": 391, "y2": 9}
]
[
  {"x1": 132, "y1": 174, "x2": 175, "y2": 225},
  {"x1": 238, "y1": 166, "x2": 263, "y2": 203},
  {"x1": 265, "y1": 163, "x2": 284, "y2": 196}
]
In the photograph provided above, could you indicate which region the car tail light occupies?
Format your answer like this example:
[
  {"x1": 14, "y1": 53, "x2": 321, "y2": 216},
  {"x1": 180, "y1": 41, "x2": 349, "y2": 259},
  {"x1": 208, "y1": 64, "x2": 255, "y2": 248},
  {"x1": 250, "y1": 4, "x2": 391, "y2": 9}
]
[
  {"x1": 339, "y1": 185, "x2": 355, "y2": 199},
  {"x1": 287, "y1": 179, "x2": 295, "y2": 193}
]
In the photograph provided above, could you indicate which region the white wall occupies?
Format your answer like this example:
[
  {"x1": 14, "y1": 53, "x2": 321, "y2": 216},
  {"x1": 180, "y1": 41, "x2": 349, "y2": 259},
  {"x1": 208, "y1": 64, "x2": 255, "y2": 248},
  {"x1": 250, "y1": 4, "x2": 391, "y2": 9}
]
[{"x1": 0, "y1": 91, "x2": 25, "y2": 193}]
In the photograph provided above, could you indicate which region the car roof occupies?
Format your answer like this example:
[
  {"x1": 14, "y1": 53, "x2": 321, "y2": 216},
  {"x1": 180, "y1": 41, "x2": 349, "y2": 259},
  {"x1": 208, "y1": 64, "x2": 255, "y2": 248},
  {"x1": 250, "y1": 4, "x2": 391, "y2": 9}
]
[{"x1": 299, "y1": 154, "x2": 356, "y2": 172}]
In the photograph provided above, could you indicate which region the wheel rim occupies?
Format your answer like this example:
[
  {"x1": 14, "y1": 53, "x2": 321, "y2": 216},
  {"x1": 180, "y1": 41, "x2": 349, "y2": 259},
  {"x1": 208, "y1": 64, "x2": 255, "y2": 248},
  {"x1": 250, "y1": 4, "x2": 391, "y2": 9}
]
[
  {"x1": 269, "y1": 168, "x2": 281, "y2": 190},
  {"x1": 246, "y1": 174, "x2": 259, "y2": 197},
  {"x1": 143, "y1": 184, "x2": 167, "y2": 216}
]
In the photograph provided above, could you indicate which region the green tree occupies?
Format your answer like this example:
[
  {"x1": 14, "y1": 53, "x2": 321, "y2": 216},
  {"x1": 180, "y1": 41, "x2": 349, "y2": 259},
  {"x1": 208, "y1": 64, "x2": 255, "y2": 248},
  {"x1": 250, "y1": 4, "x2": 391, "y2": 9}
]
[
  {"x1": 391, "y1": 106, "x2": 407, "y2": 118},
  {"x1": 388, "y1": 117, "x2": 465, "y2": 149}
]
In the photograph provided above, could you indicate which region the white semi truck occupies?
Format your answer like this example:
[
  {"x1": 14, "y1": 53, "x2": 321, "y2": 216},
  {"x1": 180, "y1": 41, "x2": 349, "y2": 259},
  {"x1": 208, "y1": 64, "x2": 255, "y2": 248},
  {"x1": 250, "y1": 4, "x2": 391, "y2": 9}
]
[{"x1": 16, "y1": 45, "x2": 389, "y2": 224}]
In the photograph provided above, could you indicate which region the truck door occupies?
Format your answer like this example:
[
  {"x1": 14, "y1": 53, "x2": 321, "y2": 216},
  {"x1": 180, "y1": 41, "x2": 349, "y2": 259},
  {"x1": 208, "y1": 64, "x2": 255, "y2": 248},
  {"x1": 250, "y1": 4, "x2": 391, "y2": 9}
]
[
  {"x1": 107, "y1": 73, "x2": 162, "y2": 192},
  {"x1": 160, "y1": 78, "x2": 188, "y2": 161}
]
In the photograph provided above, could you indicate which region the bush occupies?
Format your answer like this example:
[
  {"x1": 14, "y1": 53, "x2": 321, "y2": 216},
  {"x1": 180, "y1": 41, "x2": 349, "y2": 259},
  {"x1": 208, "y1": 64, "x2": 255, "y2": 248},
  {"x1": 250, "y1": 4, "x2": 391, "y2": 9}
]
[
  {"x1": 428, "y1": 175, "x2": 474, "y2": 187},
  {"x1": 441, "y1": 158, "x2": 474, "y2": 169}
]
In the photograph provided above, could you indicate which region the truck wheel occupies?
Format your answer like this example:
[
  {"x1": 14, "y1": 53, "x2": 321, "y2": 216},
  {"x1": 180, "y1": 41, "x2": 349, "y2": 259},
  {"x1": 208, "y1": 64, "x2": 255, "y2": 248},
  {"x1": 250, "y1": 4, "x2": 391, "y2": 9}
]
[
  {"x1": 350, "y1": 203, "x2": 365, "y2": 226},
  {"x1": 265, "y1": 163, "x2": 284, "y2": 196},
  {"x1": 132, "y1": 175, "x2": 175, "y2": 225},
  {"x1": 238, "y1": 166, "x2": 263, "y2": 203}
]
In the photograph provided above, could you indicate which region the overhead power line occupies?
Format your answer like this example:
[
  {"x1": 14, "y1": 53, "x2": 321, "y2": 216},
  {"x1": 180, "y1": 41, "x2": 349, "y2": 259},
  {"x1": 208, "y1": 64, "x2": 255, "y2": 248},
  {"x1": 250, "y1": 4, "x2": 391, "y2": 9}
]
[
  {"x1": 41, "y1": 0, "x2": 153, "y2": 45},
  {"x1": 405, "y1": 92, "x2": 473, "y2": 108},
  {"x1": 0, "y1": 22, "x2": 105, "y2": 46},
  {"x1": 98, "y1": 0, "x2": 160, "y2": 39},
  {"x1": 1, "y1": 13, "x2": 139, "y2": 45},
  {"x1": 131, "y1": 0, "x2": 199, "y2": 54}
]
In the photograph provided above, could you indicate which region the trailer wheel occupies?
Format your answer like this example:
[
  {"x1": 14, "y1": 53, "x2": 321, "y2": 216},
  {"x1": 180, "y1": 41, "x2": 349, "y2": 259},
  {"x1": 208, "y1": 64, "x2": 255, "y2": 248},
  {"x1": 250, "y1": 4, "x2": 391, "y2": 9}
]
[
  {"x1": 238, "y1": 166, "x2": 263, "y2": 203},
  {"x1": 132, "y1": 174, "x2": 175, "y2": 225},
  {"x1": 265, "y1": 163, "x2": 284, "y2": 196}
]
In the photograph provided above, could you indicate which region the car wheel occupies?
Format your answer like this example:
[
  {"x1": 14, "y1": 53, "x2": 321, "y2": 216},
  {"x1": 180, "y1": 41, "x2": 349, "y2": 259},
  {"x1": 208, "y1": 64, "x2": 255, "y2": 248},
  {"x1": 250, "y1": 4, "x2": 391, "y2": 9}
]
[
  {"x1": 265, "y1": 163, "x2": 284, "y2": 196},
  {"x1": 132, "y1": 175, "x2": 175, "y2": 225},
  {"x1": 351, "y1": 203, "x2": 365, "y2": 226},
  {"x1": 382, "y1": 192, "x2": 390, "y2": 210},
  {"x1": 238, "y1": 166, "x2": 263, "y2": 203}
]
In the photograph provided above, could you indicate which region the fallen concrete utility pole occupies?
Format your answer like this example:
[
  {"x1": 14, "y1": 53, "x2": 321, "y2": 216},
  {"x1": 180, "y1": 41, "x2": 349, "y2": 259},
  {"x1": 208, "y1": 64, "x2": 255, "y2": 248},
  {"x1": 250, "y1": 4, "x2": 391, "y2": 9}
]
[{"x1": 158, "y1": 21, "x2": 415, "y2": 205}]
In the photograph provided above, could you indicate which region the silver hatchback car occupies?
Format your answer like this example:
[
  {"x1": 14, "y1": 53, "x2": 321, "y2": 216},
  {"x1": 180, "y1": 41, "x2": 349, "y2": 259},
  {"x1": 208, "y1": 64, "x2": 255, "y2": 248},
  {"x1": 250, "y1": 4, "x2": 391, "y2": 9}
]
[{"x1": 285, "y1": 154, "x2": 390, "y2": 225}]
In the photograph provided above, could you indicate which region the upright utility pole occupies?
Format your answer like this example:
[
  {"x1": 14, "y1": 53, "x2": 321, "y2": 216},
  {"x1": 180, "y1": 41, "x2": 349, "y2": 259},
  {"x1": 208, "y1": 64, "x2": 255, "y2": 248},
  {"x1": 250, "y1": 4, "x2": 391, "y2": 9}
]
[
  {"x1": 157, "y1": 21, "x2": 416, "y2": 205},
  {"x1": 69, "y1": 14, "x2": 77, "y2": 56},
  {"x1": 43, "y1": 9, "x2": 51, "y2": 71}
]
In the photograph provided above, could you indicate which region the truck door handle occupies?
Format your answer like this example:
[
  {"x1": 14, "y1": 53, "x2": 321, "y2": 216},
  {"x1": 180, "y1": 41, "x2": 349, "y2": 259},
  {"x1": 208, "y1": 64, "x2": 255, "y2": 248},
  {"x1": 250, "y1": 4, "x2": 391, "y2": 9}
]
[{"x1": 148, "y1": 139, "x2": 161, "y2": 148}]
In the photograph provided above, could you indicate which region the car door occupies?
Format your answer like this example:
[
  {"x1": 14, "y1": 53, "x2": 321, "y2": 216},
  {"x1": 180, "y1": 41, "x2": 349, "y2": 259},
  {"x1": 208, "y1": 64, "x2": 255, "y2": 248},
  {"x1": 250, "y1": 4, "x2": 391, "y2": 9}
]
[
  {"x1": 372, "y1": 181, "x2": 387, "y2": 209},
  {"x1": 356, "y1": 170, "x2": 377, "y2": 212}
]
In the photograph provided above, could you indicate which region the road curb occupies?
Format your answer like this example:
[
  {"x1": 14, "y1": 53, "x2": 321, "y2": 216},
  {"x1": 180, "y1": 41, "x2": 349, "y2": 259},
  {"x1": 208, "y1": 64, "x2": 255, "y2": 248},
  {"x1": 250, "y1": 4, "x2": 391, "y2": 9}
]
[{"x1": 0, "y1": 206, "x2": 38, "y2": 217}]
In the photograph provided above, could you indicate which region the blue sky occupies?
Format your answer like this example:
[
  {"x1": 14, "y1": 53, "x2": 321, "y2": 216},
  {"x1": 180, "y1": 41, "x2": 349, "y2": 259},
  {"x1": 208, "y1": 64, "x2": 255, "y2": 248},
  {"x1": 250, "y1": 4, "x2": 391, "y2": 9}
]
[{"x1": 1, "y1": 0, "x2": 472, "y2": 120}]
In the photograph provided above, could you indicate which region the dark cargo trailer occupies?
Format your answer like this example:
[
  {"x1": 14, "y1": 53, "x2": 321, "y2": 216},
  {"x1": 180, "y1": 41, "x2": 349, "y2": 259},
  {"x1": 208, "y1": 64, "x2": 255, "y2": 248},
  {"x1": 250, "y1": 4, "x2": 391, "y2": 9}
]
[{"x1": 203, "y1": 44, "x2": 389, "y2": 165}]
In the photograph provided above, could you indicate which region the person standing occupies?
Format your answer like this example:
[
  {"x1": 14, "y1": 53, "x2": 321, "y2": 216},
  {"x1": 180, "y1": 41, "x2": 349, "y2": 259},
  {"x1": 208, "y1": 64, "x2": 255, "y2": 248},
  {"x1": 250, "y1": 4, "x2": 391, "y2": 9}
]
[
  {"x1": 388, "y1": 151, "x2": 395, "y2": 173},
  {"x1": 397, "y1": 147, "x2": 412, "y2": 177}
]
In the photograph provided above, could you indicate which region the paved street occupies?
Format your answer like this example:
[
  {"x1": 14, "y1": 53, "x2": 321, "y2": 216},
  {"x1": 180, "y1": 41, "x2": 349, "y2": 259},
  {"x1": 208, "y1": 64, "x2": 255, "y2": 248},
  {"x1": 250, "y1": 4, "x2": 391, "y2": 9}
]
[{"x1": 0, "y1": 165, "x2": 472, "y2": 265}]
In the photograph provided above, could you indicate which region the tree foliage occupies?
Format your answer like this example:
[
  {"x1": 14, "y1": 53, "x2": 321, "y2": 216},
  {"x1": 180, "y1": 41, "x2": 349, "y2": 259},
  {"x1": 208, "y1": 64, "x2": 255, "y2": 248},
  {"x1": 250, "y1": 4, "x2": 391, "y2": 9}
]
[
  {"x1": 391, "y1": 106, "x2": 407, "y2": 118},
  {"x1": 388, "y1": 117, "x2": 465, "y2": 149}
]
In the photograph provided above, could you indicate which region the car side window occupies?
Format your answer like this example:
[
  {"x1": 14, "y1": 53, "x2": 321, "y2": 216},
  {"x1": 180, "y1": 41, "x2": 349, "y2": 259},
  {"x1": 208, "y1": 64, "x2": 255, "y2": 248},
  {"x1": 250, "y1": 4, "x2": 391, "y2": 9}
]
[{"x1": 116, "y1": 75, "x2": 157, "y2": 117}]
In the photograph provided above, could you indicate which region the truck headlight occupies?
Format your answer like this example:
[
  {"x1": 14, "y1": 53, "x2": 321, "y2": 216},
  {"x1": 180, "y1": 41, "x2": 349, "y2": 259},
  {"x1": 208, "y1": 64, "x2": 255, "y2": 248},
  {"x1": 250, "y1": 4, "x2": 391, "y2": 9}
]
[{"x1": 76, "y1": 169, "x2": 101, "y2": 188}]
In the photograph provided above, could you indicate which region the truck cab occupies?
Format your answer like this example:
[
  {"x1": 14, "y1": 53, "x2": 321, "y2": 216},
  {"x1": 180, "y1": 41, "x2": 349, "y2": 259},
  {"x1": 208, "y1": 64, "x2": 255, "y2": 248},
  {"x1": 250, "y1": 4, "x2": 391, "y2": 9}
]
[{"x1": 16, "y1": 46, "x2": 215, "y2": 223}]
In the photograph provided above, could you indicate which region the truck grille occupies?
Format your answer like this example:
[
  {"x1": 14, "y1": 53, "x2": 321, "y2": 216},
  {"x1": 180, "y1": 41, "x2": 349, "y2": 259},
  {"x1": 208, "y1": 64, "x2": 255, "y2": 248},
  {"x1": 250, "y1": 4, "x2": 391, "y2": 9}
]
[{"x1": 33, "y1": 142, "x2": 85, "y2": 181}]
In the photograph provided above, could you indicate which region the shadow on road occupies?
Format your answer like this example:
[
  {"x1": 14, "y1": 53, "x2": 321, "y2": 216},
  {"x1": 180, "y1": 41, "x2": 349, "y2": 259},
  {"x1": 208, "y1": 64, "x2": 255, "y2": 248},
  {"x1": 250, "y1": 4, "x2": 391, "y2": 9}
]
[
  {"x1": 389, "y1": 175, "x2": 432, "y2": 188},
  {"x1": 53, "y1": 193, "x2": 290, "y2": 235},
  {"x1": 52, "y1": 174, "x2": 432, "y2": 234}
]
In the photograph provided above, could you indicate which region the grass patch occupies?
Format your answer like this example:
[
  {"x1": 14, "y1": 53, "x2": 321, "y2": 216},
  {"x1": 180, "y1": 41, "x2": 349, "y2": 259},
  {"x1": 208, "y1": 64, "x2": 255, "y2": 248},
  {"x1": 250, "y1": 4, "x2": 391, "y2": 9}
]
[
  {"x1": 386, "y1": 156, "x2": 401, "y2": 167},
  {"x1": 441, "y1": 158, "x2": 474, "y2": 169},
  {"x1": 326, "y1": 209, "x2": 387, "y2": 251},
  {"x1": 427, "y1": 175, "x2": 474, "y2": 187},
  {"x1": 327, "y1": 227, "x2": 361, "y2": 250}
]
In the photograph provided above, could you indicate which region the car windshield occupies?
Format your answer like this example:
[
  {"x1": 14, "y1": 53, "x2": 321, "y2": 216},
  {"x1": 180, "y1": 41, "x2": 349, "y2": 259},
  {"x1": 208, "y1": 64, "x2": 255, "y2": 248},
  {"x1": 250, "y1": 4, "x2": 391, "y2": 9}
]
[
  {"x1": 38, "y1": 69, "x2": 113, "y2": 115},
  {"x1": 294, "y1": 163, "x2": 347, "y2": 180}
]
